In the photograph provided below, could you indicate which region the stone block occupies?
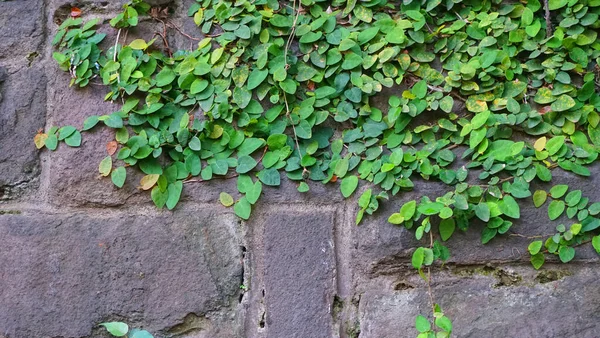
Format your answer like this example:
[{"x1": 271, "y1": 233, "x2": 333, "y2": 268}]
[
  {"x1": 243, "y1": 207, "x2": 338, "y2": 338},
  {"x1": 0, "y1": 207, "x2": 243, "y2": 338},
  {"x1": 0, "y1": 65, "x2": 47, "y2": 200},
  {"x1": 0, "y1": 0, "x2": 45, "y2": 64},
  {"x1": 357, "y1": 264, "x2": 600, "y2": 338}
]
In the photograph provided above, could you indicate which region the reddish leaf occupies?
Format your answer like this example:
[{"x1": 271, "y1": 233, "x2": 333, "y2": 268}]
[
  {"x1": 106, "y1": 141, "x2": 118, "y2": 155},
  {"x1": 71, "y1": 7, "x2": 82, "y2": 17},
  {"x1": 538, "y1": 106, "x2": 552, "y2": 115},
  {"x1": 307, "y1": 81, "x2": 315, "y2": 91},
  {"x1": 330, "y1": 175, "x2": 338, "y2": 183},
  {"x1": 34, "y1": 133, "x2": 48, "y2": 149}
]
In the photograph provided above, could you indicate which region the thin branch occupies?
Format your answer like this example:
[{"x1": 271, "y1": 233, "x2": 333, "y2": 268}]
[
  {"x1": 183, "y1": 173, "x2": 239, "y2": 184},
  {"x1": 543, "y1": 0, "x2": 553, "y2": 38},
  {"x1": 167, "y1": 20, "x2": 201, "y2": 41}
]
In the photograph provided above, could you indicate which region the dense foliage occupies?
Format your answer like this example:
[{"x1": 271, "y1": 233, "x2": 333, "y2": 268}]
[{"x1": 40, "y1": 0, "x2": 600, "y2": 335}]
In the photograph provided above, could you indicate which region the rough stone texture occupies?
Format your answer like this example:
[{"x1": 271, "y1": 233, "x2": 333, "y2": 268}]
[
  {"x1": 243, "y1": 207, "x2": 338, "y2": 338},
  {"x1": 0, "y1": 65, "x2": 47, "y2": 199},
  {"x1": 358, "y1": 265, "x2": 600, "y2": 338},
  {"x1": 0, "y1": 208, "x2": 243, "y2": 338},
  {"x1": 1, "y1": 1, "x2": 600, "y2": 337}
]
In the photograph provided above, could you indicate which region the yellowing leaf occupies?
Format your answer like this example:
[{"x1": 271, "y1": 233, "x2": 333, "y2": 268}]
[
  {"x1": 99, "y1": 156, "x2": 112, "y2": 177},
  {"x1": 129, "y1": 39, "x2": 148, "y2": 50},
  {"x1": 219, "y1": 192, "x2": 234, "y2": 207},
  {"x1": 34, "y1": 133, "x2": 48, "y2": 149},
  {"x1": 534, "y1": 137, "x2": 547, "y2": 151},
  {"x1": 140, "y1": 174, "x2": 160, "y2": 191}
]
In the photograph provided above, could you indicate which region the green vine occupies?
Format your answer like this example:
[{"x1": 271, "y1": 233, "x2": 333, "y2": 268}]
[{"x1": 39, "y1": 0, "x2": 600, "y2": 335}]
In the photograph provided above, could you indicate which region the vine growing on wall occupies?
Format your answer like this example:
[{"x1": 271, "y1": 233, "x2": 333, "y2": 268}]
[{"x1": 38, "y1": 0, "x2": 600, "y2": 335}]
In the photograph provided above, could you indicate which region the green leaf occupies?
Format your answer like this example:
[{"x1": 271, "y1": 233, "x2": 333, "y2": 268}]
[
  {"x1": 481, "y1": 227, "x2": 497, "y2": 244},
  {"x1": 340, "y1": 176, "x2": 358, "y2": 198},
  {"x1": 533, "y1": 190, "x2": 547, "y2": 207},
  {"x1": 415, "y1": 315, "x2": 431, "y2": 333},
  {"x1": 220, "y1": 192, "x2": 234, "y2": 207},
  {"x1": 565, "y1": 190, "x2": 582, "y2": 207},
  {"x1": 548, "y1": 0, "x2": 568, "y2": 10},
  {"x1": 247, "y1": 69, "x2": 268, "y2": 90},
  {"x1": 499, "y1": 195, "x2": 520, "y2": 219},
  {"x1": 592, "y1": 236, "x2": 600, "y2": 254},
  {"x1": 439, "y1": 96, "x2": 454, "y2": 113},
  {"x1": 130, "y1": 330, "x2": 154, "y2": 338},
  {"x1": 550, "y1": 185, "x2": 569, "y2": 198},
  {"x1": 474, "y1": 203, "x2": 490, "y2": 222},
  {"x1": 558, "y1": 246, "x2": 575, "y2": 263},
  {"x1": 548, "y1": 200, "x2": 565, "y2": 220},
  {"x1": 129, "y1": 39, "x2": 148, "y2": 50},
  {"x1": 545, "y1": 136, "x2": 565, "y2": 155},
  {"x1": 258, "y1": 168, "x2": 280, "y2": 186},
  {"x1": 83, "y1": 116, "x2": 100, "y2": 131},
  {"x1": 298, "y1": 182, "x2": 309, "y2": 193},
  {"x1": 530, "y1": 253, "x2": 545, "y2": 270},
  {"x1": 388, "y1": 213, "x2": 404, "y2": 225},
  {"x1": 412, "y1": 247, "x2": 425, "y2": 269},
  {"x1": 246, "y1": 181, "x2": 262, "y2": 204},
  {"x1": 411, "y1": 80, "x2": 427, "y2": 99},
  {"x1": 341, "y1": 52, "x2": 363, "y2": 70},
  {"x1": 111, "y1": 166, "x2": 126, "y2": 188},
  {"x1": 234, "y1": 197, "x2": 252, "y2": 220},
  {"x1": 155, "y1": 67, "x2": 176, "y2": 87},
  {"x1": 64, "y1": 130, "x2": 81, "y2": 147},
  {"x1": 236, "y1": 155, "x2": 257, "y2": 174},
  {"x1": 393, "y1": 202, "x2": 414, "y2": 222},
  {"x1": 535, "y1": 164, "x2": 552, "y2": 182},
  {"x1": 166, "y1": 181, "x2": 183, "y2": 210},
  {"x1": 100, "y1": 322, "x2": 129, "y2": 337},
  {"x1": 528, "y1": 241, "x2": 543, "y2": 255},
  {"x1": 435, "y1": 316, "x2": 452, "y2": 332},
  {"x1": 267, "y1": 134, "x2": 287, "y2": 150},
  {"x1": 439, "y1": 218, "x2": 455, "y2": 241},
  {"x1": 550, "y1": 94, "x2": 576, "y2": 112},
  {"x1": 151, "y1": 186, "x2": 168, "y2": 208},
  {"x1": 99, "y1": 156, "x2": 112, "y2": 177}
]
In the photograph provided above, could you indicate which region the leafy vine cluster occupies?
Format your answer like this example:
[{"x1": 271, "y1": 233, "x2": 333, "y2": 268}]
[{"x1": 39, "y1": 0, "x2": 600, "y2": 335}]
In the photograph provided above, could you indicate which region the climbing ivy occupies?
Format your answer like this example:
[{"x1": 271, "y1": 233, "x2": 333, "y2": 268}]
[{"x1": 40, "y1": 0, "x2": 600, "y2": 335}]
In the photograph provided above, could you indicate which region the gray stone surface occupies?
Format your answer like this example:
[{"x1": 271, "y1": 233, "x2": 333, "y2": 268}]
[
  {"x1": 0, "y1": 208, "x2": 243, "y2": 338},
  {"x1": 243, "y1": 207, "x2": 338, "y2": 338},
  {"x1": 0, "y1": 65, "x2": 47, "y2": 199},
  {"x1": 358, "y1": 265, "x2": 600, "y2": 338},
  {"x1": 2, "y1": 1, "x2": 600, "y2": 337}
]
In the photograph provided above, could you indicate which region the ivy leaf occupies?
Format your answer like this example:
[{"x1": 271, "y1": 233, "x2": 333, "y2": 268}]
[
  {"x1": 439, "y1": 96, "x2": 453, "y2": 113},
  {"x1": 558, "y1": 246, "x2": 575, "y2": 263},
  {"x1": 246, "y1": 181, "x2": 262, "y2": 205},
  {"x1": 129, "y1": 39, "x2": 148, "y2": 50},
  {"x1": 400, "y1": 200, "x2": 417, "y2": 220},
  {"x1": 530, "y1": 253, "x2": 545, "y2": 270},
  {"x1": 550, "y1": 185, "x2": 569, "y2": 198},
  {"x1": 528, "y1": 241, "x2": 543, "y2": 255},
  {"x1": 258, "y1": 168, "x2": 280, "y2": 186},
  {"x1": 234, "y1": 197, "x2": 252, "y2": 220},
  {"x1": 439, "y1": 219, "x2": 455, "y2": 241},
  {"x1": 499, "y1": 195, "x2": 520, "y2": 219},
  {"x1": 548, "y1": 0, "x2": 568, "y2": 10},
  {"x1": 247, "y1": 69, "x2": 268, "y2": 90},
  {"x1": 236, "y1": 155, "x2": 257, "y2": 174},
  {"x1": 415, "y1": 315, "x2": 431, "y2": 333},
  {"x1": 166, "y1": 181, "x2": 183, "y2": 210},
  {"x1": 592, "y1": 236, "x2": 600, "y2": 254},
  {"x1": 340, "y1": 176, "x2": 358, "y2": 198},
  {"x1": 412, "y1": 247, "x2": 425, "y2": 269},
  {"x1": 411, "y1": 80, "x2": 427, "y2": 99},
  {"x1": 474, "y1": 203, "x2": 490, "y2": 222},
  {"x1": 155, "y1": 67, "x2": 176, "y2": 87},
  {"x1": 533, "y1": 190, "x2": 547, "y2": 207},
  {"x1": 550, "y1": 94, "x2": 576, "y2": 112},
  {"x1": 100, "y1": 322, "x2": 128, "y2": 337},
  {"x1": 140, "y1": 174, "x2": 160, "y2": 190},
  {"x1": 111, "y1": 166, "x2": 126, "y2": 188},
  {"x1": 130, "y1": 330, "x2": 154, "y2": 338},
  {"x1": 545, "y1": 136, "x2": 565, "y2": 155},
  {"x1": 548, "y1": 200, "x2": 565, "y2": 220},
  {"x1": 219, "y1": 192, "x2": 234, "y2": 207}
]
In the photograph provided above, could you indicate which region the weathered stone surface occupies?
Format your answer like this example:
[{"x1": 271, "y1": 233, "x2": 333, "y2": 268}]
[
  {"x1": 0, "y1": 65, "x2": 47, "y2": 200},
  {"x1": 0, "y1": 0, "x2": 45, "y2": 64},
  {"x1": 0, "y1": 208, "x2": 243, "y2": 338},
  {"x1": 243, "y1": 207, "x2": 337, "y2": 338},
  {"x1": 357, "y1": 264, "x2": 600, "y2": 338}
]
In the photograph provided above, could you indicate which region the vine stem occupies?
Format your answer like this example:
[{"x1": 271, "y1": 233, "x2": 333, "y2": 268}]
[
  {"x1": 543, "y1": 0, "x2": 553, "y2": 38},
  {"x1": 282, "y1": 0, "x2": 306, "y2": 173},
  {"x1": 114, "y1": 28, "x2": 122, "y2": 84},
  {"x1": 183, "y1": 173, "x2": 239, "y2": 184},
  {"x1": 426, "y1": 231, "x2": 436, "y2": 327}
]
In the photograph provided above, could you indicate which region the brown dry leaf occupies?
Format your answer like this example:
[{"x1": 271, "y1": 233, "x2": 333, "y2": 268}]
[
  {"x1": 539, "y1": 106, "x2": 552, "y2": 115},
  {"x1": 71, "y1": 7, "x2": 82, "y2": 17},
  {"x1": 140, "y1": 174, "x2": 160, "y2": 190},
  {"x1": 106, "y1": 141, "x2": 118, "y2": 155},
  {"x1": 34, "y1": 133, "x2": 48, "y2": 149}
]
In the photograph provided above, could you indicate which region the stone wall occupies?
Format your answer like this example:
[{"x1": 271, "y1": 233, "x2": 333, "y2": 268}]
[{"x1": 1, "y1": 1, "x2": 599, "y2": 337}]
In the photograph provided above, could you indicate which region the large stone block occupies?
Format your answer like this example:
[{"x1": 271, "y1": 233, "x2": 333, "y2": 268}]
[
  {"x1": 0, "y1": 0, "x2": 45, "y2": 64},
  {"x1": 0, "y1": 207, "x2": 243, "y2": 338},
  {"x1": 357, "y1": 264, "x2": 600, "y2": 338},
  {"x1": 243, "y1": 207, "x2": 338, "y2": 338},
  {"x1": 0, "y1": 65, "x2": 47, "y2": 200}
]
